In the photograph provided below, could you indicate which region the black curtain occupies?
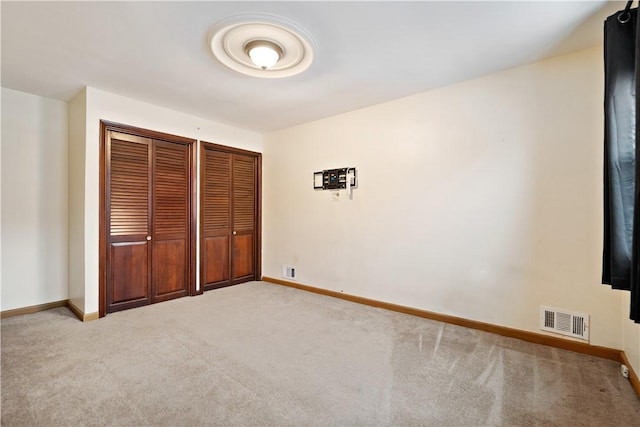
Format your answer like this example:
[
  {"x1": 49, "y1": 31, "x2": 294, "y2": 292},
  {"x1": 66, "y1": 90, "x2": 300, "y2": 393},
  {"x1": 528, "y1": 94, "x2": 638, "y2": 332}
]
[
  {"x1": 633, "y1": 3, "x2": 640, "y2": 322},
  {"x1": 603, "y1": 2, "x2": 640, "y2": 323}
]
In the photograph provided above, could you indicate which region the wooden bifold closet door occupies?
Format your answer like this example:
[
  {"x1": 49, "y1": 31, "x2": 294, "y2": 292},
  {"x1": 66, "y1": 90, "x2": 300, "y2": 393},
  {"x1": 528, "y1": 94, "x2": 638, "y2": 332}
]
[
  {"x1": 201, "y1": 143, "x2": 261, "y2": 291},
  {"x1": 103, "y1": 125, "x2": 195, "y2": 314}
]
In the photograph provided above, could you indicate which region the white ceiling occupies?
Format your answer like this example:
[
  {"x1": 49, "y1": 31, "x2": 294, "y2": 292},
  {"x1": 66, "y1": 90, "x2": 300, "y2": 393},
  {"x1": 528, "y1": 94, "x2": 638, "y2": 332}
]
[{"x1": 1, "y1": 1, "x2": 624, "y2": 133}]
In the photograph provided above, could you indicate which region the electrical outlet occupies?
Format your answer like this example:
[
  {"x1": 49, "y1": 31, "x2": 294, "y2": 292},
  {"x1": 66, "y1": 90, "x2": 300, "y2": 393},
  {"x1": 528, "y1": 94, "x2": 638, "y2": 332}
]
[{"x1": 621, "y1": 364, "x2": 630, "y2": 379}]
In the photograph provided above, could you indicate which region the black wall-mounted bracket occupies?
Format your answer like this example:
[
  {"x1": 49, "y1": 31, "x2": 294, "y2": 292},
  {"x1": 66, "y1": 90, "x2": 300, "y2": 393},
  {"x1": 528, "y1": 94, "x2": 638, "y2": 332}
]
[{"x1": 313, "y1": 167, "x2": 357, "y2": 190}]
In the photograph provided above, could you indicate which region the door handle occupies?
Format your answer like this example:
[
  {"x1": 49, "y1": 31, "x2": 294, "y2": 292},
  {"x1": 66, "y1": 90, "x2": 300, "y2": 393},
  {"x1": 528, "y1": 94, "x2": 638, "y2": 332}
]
[
  {"x1": 232, "y1": 231, "x2": 237, "y2": 235},
  {"x1": 146, "y1": 236, "x2": 152, "y2": 241}
]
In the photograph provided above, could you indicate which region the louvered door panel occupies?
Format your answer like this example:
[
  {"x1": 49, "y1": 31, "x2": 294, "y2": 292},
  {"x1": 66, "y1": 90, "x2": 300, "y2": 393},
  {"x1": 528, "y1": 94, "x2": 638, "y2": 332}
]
[
  {"x1": 202, "y1": 150, "x2": 231, "y2": 289},
  {"x1": 106, "y1": 132, "x2": 152, "y2": 312},
  {"x1": 152, "y1": 141, "x2": 190, "y2": 300},
  {"x1": 204, "y1": 151, "x2": 231, "y2": 235},
  {"x1": 232, "y1": 155, "x2": 255, "y2": 231},
  {"x1": 109, "y1": 139, "x2": 149, "y2": 237},
  {"x1": 232, "y1": 154, "x2": 256, "y2": 282},
  {"x1": 154, "y1": 143, "x2": 188, "y2": 237}
]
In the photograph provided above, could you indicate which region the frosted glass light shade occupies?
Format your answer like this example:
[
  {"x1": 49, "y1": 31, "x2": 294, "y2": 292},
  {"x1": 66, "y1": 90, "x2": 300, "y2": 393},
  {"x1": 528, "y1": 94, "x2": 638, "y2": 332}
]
[
  {"x1": 249, "y1": 46, "x2": 279, "y2": 69},
  {"x1": 245, "y1": 40, "x2": 283, "y2": 70}
]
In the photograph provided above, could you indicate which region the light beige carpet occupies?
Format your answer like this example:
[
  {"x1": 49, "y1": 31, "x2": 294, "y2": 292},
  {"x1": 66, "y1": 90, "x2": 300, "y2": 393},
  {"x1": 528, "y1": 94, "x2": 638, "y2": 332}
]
[{"x1": 1, "y1": 281, "x2": 639, "y2": 426}]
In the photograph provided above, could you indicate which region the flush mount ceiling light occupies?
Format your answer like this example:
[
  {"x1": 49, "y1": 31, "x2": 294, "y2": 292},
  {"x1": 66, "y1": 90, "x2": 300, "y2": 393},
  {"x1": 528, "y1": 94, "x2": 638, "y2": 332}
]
[{"x1": 210, "y1": 14, "x2": 315, "y2": 78}]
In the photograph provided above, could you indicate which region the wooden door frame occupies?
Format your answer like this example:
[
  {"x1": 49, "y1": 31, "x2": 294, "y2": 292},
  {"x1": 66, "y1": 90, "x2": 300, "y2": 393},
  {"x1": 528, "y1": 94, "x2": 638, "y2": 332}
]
[
  {"x1": 199, "y1": 141, "x2": 262, "y2": 294},
  {"x1": 99, "y1": 121, "x2": 197, "y2": 317}
]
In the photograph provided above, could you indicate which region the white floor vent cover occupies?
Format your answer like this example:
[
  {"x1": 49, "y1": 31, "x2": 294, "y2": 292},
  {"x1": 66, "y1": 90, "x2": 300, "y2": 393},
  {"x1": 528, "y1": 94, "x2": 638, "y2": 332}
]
[{"x1": 540, "y1": 306, "x2": 589, "y2": 341}]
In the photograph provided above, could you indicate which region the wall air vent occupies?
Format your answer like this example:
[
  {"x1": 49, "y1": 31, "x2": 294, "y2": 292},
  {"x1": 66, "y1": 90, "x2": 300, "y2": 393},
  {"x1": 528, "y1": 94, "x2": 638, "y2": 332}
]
[
  {"x1": 282, "y1": 265, "x2": 296, "y2": 280},
  {"x1": 540, "y1": 306, "x2": 589, "y2": 341}
]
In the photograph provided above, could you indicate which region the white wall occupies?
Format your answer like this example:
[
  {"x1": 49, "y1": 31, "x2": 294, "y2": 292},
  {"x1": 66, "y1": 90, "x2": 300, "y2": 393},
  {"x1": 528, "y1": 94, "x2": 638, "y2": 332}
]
[
  {"x1": 70, "y1": 87, "x2": 263, "y2": 314},
  {"x1": 1, "y1": 88, "x2": 69, "y2": 310},
  {"x1": 263, "y1": 46, "x2": 628, "y2": 350}
]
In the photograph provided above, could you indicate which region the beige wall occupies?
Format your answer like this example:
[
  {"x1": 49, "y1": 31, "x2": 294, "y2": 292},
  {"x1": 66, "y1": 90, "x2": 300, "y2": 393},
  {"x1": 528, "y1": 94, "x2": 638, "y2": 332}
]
[
  {"x1": 3, "y1": 46, "x2": 639, "y2": 377},
  {"x1": 621, "y1": 293, "x2": 640, "y2": 378},
  {"x1": 1, "y1": 88, "x2": 69, "y2": 310},
  {"x1": 68, "y1": 89, "x2": 86, "y2": 311},
  {"x1": 263, "y1": 46, "x2": 631, "y2": 351}
]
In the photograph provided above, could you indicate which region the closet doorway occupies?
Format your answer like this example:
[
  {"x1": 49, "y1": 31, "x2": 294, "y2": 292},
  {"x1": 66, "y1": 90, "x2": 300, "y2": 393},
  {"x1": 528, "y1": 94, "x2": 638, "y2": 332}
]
[
  {"x1": 99, "y1": 122, "x2": 197, "y2": 316},
  {"x1": 200, "y1": 142, "x2": 261, "y2": 291}
]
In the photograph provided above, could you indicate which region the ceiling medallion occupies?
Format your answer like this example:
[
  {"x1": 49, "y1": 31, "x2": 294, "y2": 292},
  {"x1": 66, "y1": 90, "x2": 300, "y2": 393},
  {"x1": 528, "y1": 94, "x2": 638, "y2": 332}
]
[{"x1": 209, "y1": 14, "x2": 315, "y2": 78}]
